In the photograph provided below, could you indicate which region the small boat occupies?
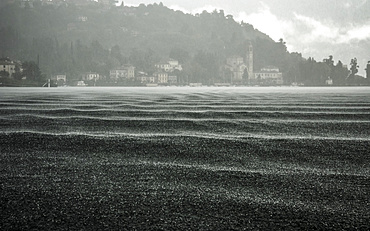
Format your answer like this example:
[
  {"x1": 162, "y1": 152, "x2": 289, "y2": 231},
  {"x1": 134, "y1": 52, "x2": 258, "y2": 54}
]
[{"x1": 77, "y1": 81, "x2": 87, "y2": 86}]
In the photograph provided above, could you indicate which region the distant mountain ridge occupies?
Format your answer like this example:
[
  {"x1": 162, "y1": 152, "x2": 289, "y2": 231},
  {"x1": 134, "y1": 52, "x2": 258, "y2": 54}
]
[{"x1": 0, "y1": 1, "x2": 365, "y2": 85}]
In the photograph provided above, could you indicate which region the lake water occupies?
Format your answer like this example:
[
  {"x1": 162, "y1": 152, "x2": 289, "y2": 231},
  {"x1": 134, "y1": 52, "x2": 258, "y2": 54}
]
[{"x1": 1, "y1": 87, "x2": 369, "y2": 229}]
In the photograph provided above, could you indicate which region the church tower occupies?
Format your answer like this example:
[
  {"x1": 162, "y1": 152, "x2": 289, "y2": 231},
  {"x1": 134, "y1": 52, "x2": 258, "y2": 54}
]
[{"x1": 245, "y1": 41, "x2": 254, "y2": 80}]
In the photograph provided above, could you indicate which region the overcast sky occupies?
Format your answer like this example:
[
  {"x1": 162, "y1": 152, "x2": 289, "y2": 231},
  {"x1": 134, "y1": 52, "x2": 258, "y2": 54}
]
[{"x1": 119, "y1": 0, "x2": 370, "y2": 75}]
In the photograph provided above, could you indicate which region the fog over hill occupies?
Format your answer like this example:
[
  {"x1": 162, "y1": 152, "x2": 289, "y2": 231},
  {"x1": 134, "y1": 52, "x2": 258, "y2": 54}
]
[{"x1": 122, "y1": 0, "x2": 370, "y2": 75}]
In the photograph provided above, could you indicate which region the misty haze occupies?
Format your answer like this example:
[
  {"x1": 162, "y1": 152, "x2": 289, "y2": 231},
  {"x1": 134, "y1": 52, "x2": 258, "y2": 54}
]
[{"x1": 1, "y1": 0, "x2": 369, "y2": 230}]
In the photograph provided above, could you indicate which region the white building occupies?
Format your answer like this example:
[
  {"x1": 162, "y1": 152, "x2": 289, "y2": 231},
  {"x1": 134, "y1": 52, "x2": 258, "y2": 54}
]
[
  {"x1": 154, "y1": 72, "x2": 169, "y2": 84},
  {"x1": 77, "y1": 16, "x2": 88, "y2": 22},
  {"x1": 168, "y1": 75, "x2": 178, "y2": 85},
  {"x1": 55, "y1": 74, "x2": 66, "y2": 82},
  {"x1": 52, "y1": 74, "x2": 67, "y2": 85},
  {"x1": 326, "y1": 77, "x2": 333, "y2": 85},
  {"x1": 82, "y1": 72, "x2": 99, "y2": 81},
  {"x1": 254, "y1": 66, "x2": 283, "y2": 85},
  {"x1": 0, "y1": 60, "x2": 16, "y2": 77},
  {"x1": 110, "y1": 65, "x2": 135, "y2": 80},
  {"x1": 224, "y1": 56, "x2": 247, "y2": 82},
  {"x1": 223, "y1": 42, "x2": 253, "y2": 83},
  {"x1": 155, "y1": 58, "x2": 182, "y2": 72},
  {"x1": 136, "y1": 76, "x2": 156, "y2": 84}
]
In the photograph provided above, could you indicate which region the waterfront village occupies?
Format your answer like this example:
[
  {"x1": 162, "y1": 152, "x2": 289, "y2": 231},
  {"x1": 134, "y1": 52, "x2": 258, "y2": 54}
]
[
  {"x1": 1, "y1": 0, "x2": 370, "y2": 87},
  {"x1": 1, "y1": 43, "x2": 290, "y2": 87},
  {"x1": 64, "y1": 45, "x2": 287, "y2": 87}
]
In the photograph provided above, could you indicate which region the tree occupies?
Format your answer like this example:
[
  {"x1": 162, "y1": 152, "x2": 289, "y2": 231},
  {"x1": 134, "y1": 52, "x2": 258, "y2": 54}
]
[
  {"x1": 22, "y1": 61, "x2": 44, "y2": 82},
  {"x1": 13, "y1": 64, "x2": 23, "y2": 80},
  {"x1": 106, "y1": 0, "x2": 119, "y2": 6},
  {"x1": 242, "y1": 68, "x2": 249, "y2": 84},
  {"x1": 323, "y1": 55, "x2": 336, "y2": 83},
  {"x1": 346, "y1": 58, "x2": 360, "y2": 85},
  {"x1": 192, "y1": 50, "x2": 220, "y2": 84},
  {"x1": 169, "y1": 47, "x2": 189, "y2": 64},
  {"x1": 223, "y1": 68, "x2": 233, "y2": 83},
  {"x1": 110, "y1": 45, "x2": 124, "y2": 64},
  {"x1": 366, "y1": 61, "x2": 370, "y2": 79},
  {"x1": 24, "y1": 1, "x2": 31, "y2": 10},
  {"x1": 332, "y1": 60, "x2": 348, "y2": 85},
  {"x1": 323, "y1": 55, "x2": 334, "y2": 67},
  {"x1": 0, "y1": 70, "x2": 9, "y2": 78},
  {"x1": 226, "y1": 15, "x2": 234, "y2": 21},
  {"x1": 349, "y1": 58, "x2": 359, "y2": 76},
  {"x1": 278, "y1": 38, "x2": 286, "y2": 46}
]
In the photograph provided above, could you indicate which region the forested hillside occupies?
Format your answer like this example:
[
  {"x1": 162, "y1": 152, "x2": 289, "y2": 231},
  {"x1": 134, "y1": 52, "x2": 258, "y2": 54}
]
[{"x1": 0, "y1": 1, "x2": 363, "y2": 85}]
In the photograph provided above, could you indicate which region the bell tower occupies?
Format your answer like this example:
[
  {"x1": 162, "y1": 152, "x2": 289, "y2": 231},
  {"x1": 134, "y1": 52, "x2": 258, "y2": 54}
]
[{"x1": 245, "y1": 41, "x2": 254, "y2": 79}]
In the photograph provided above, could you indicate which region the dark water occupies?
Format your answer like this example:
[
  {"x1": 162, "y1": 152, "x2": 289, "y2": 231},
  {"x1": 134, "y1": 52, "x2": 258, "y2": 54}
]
[{"x1": 1, "y1": 87, "x2": 369, "y2": 230}]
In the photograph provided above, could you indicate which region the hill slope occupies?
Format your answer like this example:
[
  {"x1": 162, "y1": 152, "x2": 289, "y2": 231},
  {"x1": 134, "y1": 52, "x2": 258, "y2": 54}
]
[{"x1": 0, "y1": 1, "x2": 358, "y2": 85}]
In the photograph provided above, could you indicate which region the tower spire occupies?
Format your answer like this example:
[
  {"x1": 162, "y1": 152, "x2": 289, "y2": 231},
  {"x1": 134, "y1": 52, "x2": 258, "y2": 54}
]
[{"x1": 245, "y1": 40, "x2": 253, "y2": 80}]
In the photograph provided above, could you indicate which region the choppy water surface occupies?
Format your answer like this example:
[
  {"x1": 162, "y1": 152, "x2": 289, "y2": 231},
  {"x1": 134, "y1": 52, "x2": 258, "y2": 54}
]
[{"x1": 1, "y1": 87, "x2": 369, "y2": 229}]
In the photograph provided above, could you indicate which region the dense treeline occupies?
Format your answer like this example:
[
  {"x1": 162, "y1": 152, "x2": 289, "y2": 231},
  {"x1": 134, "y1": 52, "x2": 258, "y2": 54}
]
[{"x1": 0, "y1": 1, "x2": 368, "y2": 85}]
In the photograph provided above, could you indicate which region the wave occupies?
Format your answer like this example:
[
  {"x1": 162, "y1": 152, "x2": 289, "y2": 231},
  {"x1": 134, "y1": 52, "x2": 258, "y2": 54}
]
[
  {"x1": 2, "y1": 104, "x2": 370, "y2": 112},
  {"x1": 137, "y1": 159, "x2": 370, "y2": 177},
  {"x1": 1, "y1": 130, "x2": 369, "y2": 142},
  {"x1": 2, "y1": 107, "x2": 370, "y2": 119},
  {"x1": 2, "y1": 113, "x2": 370, "y2": 123}
]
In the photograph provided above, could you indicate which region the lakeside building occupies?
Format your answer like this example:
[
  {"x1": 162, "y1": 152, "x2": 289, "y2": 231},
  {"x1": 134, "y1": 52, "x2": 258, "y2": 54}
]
[
  {"x1": 325, "y1": 77, "x2": 333, "y2": 85},
  {"x1": 254, "y1": 66, "x2": 283, "y2": 85},
  {"x1": 154, "y1": 72, "x2": 169, "y2": 84},
  {"x1": 0, "y1": 59, "x2": 16, "y2": 78},
  {"x1": 189, "y1": 83, "x2": 202, "y2": 87},
  {"x1": 222, "y1": 41, "x2": 253, "y2": 84},
  {"x1": 136, "y1": 74, "x2": 156, "y2": 84},
  {"x1": 77, "y1": 80, "x2": 87, "y2": 86},
  {"x1": 82, "y1": 72, "x2": 99, "y2": 81},
  {"x1": 109, "y1": 65, "x2": 135, "y2": 81},
  {"x1": 52, "y1": 74, "x2": 67, "y2": 85},
  {"x1": 153, "y1": 59, "x2": 180, "y2": 85},
  {"x1": 77, "y1": 16, "x2": 88, "y2": 22},
  {"x1": 168, "y1": 75, "x2": 178, "y2": 85},
  {"x1": 224, "y1": 56, "x2": 247, "y2": 82},
  {"x1": 155, "y1": 59, "x2": 182, "y2": 72}
]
